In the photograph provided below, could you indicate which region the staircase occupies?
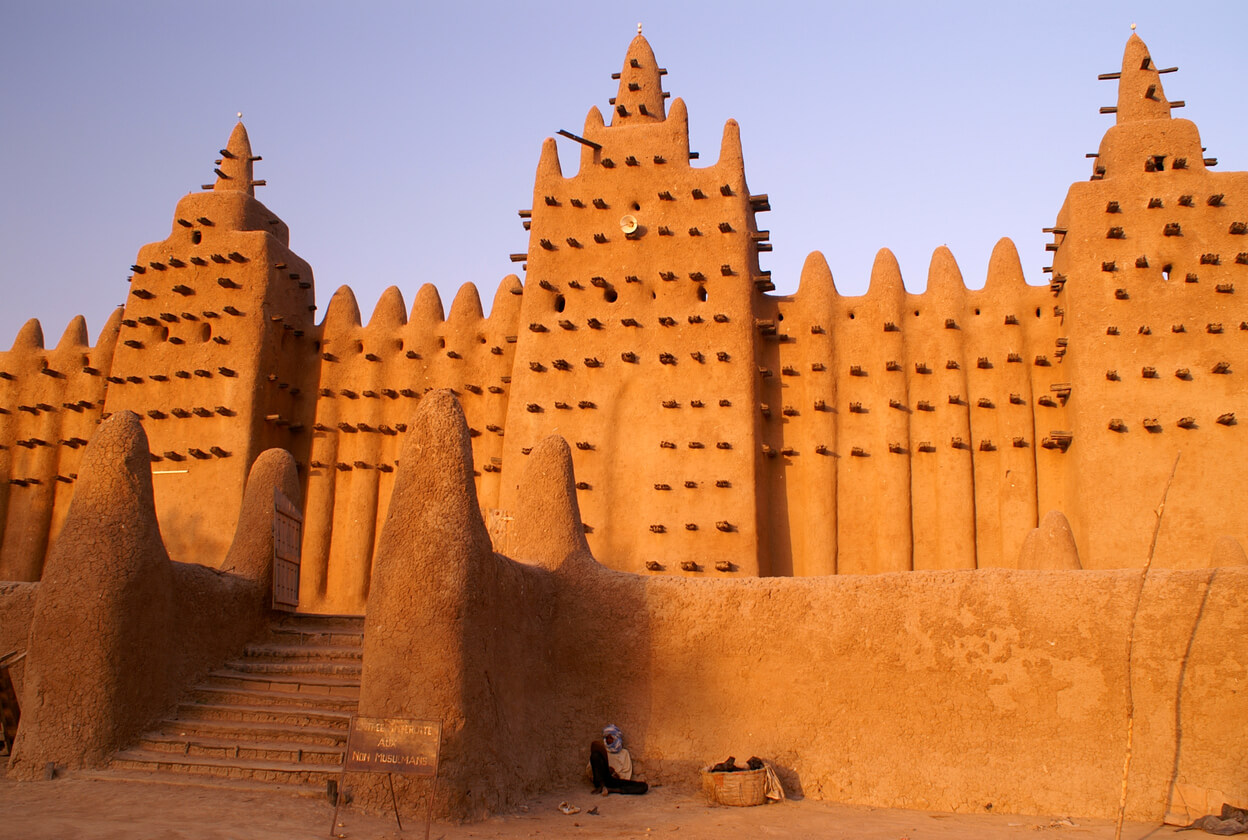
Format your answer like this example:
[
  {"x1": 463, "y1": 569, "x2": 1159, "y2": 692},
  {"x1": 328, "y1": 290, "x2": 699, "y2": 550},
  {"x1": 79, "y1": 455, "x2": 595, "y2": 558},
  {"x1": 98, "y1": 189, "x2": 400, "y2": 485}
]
[{"x1": 97, "y1": 613, "x2": 363, "y2": 796}]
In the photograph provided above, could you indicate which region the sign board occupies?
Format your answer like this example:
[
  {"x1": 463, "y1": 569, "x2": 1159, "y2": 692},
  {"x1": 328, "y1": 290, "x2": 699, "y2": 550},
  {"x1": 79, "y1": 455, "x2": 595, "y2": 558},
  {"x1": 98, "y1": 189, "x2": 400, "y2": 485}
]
[
  {"x1": 272, "y1": 489, "x2": 302, "y2": 611},
  {"x1": 344, "y1": 717, "x2": 442, "y2": 777}
]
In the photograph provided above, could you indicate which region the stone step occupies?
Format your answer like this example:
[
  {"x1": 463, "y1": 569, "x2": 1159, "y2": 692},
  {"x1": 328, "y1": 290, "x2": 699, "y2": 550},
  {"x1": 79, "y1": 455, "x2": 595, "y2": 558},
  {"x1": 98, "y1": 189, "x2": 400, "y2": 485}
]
[
  {"x1": 174, "y1": 701, "x2": 352, "y2": 730},
  {"x1": 154, "y1": 717, "x2": 348, "y2": 748},
  {"x1": 135, "y1": 732, "x2": 344, "y2": 765},
  {"x1": 201, "y1": 669, "x2": 360, "y2": 698},
  {"x1": 79, "y1": 768, "x2": 329, "y2": 800},
  {"x1": 185, "y1": 685, "x2": 359, "y2": 712},
  {"x1": 240, "y1": 642, "x2": 363, "y2": 663},
  {"x1": 110, "y1": 748, "x2": 342, "y2": 787},
  {"x1": 223, "y1": 658, "x2": 361, "y2": 678}
]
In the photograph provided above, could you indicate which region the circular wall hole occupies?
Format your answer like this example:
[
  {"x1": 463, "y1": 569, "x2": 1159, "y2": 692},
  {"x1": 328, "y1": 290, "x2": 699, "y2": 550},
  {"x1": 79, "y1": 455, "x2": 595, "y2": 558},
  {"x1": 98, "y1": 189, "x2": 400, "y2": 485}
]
[
  {"x1": 554, "y1": 294, "x2": 566, "y2": 312},
  {"x1": 632, "y1": 202, "x2": 640, "y2": 211},
  {"x1": 604, "y1": 289, "x2": 618, "y2": 303}
]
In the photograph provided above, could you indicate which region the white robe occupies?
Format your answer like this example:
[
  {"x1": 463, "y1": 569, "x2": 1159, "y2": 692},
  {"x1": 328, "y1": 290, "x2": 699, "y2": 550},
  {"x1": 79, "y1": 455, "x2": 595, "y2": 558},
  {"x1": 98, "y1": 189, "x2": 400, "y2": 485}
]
[{"x1": 586, "y1": 746, "x2": 633, "y2": 781}]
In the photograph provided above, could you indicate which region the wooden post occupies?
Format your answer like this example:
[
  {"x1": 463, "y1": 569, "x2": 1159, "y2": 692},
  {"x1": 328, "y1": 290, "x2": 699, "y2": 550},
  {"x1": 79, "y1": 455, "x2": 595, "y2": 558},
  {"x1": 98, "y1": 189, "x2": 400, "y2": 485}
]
[{"x1": 388, "y1": 772, "x2": 402, "y2": 831}]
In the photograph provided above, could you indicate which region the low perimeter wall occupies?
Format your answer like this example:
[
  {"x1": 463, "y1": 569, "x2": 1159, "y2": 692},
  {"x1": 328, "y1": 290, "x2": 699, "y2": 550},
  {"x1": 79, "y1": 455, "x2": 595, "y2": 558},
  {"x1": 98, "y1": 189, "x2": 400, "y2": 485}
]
[
  {"x1": 596, "y1": 565, "x2": 1245, "y2": 819},
  {"x1": 353, "y1": 390, "x2": 1247, "y2": 823}
]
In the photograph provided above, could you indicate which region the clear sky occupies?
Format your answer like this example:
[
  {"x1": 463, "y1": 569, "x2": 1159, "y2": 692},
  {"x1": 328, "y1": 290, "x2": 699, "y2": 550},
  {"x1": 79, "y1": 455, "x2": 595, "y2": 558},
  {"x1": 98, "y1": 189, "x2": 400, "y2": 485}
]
[{"x1": 3, "y1": 1, "x2": 1246, "y2": 346}]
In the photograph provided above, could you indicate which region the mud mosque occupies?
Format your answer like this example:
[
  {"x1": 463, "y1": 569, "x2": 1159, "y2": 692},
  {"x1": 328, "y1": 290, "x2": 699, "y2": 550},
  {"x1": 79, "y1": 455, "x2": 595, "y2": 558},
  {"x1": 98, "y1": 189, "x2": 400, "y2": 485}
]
[{"x1": 1, "y1": 30, "x2": 1245, "y2": 827}]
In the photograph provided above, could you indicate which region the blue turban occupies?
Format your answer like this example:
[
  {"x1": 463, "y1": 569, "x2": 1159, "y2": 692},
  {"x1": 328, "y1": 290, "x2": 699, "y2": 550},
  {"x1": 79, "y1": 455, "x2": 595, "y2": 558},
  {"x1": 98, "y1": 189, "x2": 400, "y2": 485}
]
[{"x1": 603, "y1": 724, "x2": 624, "y2": 753}]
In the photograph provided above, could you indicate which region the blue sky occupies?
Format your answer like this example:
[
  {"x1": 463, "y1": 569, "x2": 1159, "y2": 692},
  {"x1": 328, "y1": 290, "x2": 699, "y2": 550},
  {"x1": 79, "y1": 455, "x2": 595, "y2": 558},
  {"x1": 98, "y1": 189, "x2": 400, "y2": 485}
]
[{"x1": 3, "y1": 1, "x2": 1245, "y2": 345}]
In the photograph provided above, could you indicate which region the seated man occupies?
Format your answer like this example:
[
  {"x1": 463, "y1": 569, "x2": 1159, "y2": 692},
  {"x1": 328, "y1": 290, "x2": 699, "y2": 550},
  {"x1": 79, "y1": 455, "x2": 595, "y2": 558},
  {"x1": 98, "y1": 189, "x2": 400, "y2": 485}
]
[{"x1": 589, "y1": 724, "x2": 648, "y2": 795}]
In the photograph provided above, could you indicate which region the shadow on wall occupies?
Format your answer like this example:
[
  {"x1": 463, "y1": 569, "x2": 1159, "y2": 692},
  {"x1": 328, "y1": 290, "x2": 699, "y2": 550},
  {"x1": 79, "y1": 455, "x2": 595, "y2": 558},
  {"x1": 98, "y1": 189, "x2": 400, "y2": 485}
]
[{"x1": 5, "y1": 411, "x2": 299, "y2": 778}]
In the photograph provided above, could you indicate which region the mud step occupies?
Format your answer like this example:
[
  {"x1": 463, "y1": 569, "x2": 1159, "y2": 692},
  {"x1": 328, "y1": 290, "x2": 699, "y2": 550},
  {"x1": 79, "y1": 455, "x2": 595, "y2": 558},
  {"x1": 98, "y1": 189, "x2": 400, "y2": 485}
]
[
  {"x1": 270, "y1": 611, "x2": 366, "y2": 639},
  {"x1": 135, "y1": 733, "x2": 344, "y2": 765},
  {"x1": 174, "y1": 702, "x2": 352, "y2": 730},
  {"x1": 271, "y1": 613, "x2": 365, "y2": 632},
  {"x1": 79, "y1": 768, "x2": 329, "y2": 799},
  {"x1": 201, "y1": 669, "x2": 360, "y2": 698},
  {"x1": 110, "y1": 748, "x2": 341, "y2": 786},
  {"x1": 94, "y1": 611, "x2": 365, "y2": 794},
  {"x1": 240, "y1": 643, "x2": 363, "y2": 662},
  {"x1": 267, "y1": 626, "x2": 364, "y2": 648},
  {"x1": 223, "y1": 659, "x2": 361, "y2": 677},
  {"x1": 186, "y1": 685, "x2": 359, "y2": 712},
  {"x1": 154, "y1": 717, "x2": 348, "y2": 747}
]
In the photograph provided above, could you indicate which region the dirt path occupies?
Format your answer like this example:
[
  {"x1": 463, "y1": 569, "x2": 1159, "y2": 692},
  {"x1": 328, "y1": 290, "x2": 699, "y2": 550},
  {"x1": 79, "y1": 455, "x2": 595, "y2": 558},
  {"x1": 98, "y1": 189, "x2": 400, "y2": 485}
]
[{"x1": 0, "y1": 776, "x2": 1182, "y2": 840}]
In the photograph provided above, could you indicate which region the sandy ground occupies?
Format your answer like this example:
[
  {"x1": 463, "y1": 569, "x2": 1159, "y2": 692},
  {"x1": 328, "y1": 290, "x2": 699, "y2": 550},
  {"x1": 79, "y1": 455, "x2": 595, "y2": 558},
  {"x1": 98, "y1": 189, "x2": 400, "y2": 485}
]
[{"x1": 0, "y1": 775, "x2": 1190, "y2": 840}]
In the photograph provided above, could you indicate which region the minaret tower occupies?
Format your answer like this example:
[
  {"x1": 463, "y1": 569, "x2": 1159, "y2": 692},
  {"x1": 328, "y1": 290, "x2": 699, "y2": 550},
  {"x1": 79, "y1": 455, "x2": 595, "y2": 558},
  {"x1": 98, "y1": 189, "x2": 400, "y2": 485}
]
[
  {"x1": 104, "y1": 122, "x2": 316, "y2": 567},
  {"x1": 499, "y1": 30, "x2": 775, "y2": 575},
  {"x1": 1048, "y1": 32, "x2": 1248, "y2": 567}
]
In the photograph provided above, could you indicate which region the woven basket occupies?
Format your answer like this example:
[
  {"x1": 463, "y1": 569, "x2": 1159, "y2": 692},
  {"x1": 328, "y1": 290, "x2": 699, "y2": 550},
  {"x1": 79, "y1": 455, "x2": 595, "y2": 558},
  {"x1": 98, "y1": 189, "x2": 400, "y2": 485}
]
[{"x1": 701, "y1": 766, "x2": 766, "y2": 806}]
